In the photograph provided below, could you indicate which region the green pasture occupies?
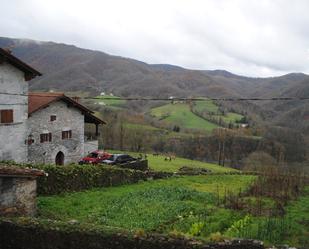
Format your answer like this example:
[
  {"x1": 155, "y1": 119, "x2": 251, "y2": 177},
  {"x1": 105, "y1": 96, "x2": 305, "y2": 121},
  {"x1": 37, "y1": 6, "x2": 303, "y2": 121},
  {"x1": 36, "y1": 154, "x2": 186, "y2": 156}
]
[
  {"x1": 108, "y1": 151, "x2": 237, "y2": 173},
  {"x1": 150, "y1": 103, "x2": 218, "y2": 131},
  {"x1": 95, "y1": 95, "x2": 126, "y2": 107}
]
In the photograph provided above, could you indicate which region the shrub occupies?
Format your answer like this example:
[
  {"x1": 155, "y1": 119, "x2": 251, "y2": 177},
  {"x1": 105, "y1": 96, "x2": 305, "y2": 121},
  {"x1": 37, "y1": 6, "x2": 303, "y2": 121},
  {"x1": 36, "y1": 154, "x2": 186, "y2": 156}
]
[{"x1": 36, "y1": 165, "x2": 149, "y2": 195}]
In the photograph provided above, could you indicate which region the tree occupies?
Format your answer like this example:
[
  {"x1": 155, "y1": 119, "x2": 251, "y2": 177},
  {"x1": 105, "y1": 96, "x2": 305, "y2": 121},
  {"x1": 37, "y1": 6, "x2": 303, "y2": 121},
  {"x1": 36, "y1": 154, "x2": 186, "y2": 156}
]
[
  {"x1": 262, "y1": 127, "x2": 306, "y2": 162},
  {"x1": 243, "y1": 151, "x2": 277, "y2": 172}
]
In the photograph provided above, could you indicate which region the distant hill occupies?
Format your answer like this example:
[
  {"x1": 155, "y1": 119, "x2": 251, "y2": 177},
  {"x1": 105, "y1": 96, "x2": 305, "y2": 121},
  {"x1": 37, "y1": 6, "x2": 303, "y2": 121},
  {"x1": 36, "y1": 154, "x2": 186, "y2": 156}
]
[
  {"x1": 0, "y1": 36, "x2": 308, "y2": 134},
  {"x1": 0, "y1": 37, "x2": 236, "y2": 98}
]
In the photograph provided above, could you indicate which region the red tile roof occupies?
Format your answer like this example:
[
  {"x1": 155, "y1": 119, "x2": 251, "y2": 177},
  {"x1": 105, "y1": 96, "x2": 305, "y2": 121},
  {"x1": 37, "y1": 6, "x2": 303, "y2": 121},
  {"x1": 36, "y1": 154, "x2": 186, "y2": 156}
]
[
  {"x1": 28, "y1": 92, "x2": 106, "y2": 124},
  {"x1": 0, "y1": 48, "x2": 42, "y2": 81},
  {"x1": 28, "y1": 92, "x2": 64, "y2": 114}
]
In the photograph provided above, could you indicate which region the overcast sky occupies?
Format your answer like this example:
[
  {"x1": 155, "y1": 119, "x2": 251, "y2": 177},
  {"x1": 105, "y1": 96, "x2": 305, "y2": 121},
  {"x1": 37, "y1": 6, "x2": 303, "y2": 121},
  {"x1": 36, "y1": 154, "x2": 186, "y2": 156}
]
[{"x1": 1, "y1": 0, "x2": 309, "y2": 77}]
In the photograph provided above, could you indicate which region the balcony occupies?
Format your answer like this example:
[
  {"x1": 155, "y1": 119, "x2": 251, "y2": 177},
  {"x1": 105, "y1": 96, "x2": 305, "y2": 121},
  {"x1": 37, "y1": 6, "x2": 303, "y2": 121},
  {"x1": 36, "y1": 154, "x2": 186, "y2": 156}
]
[{"x1": 84, "y1": 132, "x2": 99, "y2": 142}]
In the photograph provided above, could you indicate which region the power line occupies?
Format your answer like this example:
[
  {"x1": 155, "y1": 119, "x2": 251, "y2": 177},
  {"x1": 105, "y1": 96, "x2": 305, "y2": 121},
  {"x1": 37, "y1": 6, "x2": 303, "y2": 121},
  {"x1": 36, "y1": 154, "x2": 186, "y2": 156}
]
[{"x1": 0, "y1": 92, "x2": 308, "y2": 102}]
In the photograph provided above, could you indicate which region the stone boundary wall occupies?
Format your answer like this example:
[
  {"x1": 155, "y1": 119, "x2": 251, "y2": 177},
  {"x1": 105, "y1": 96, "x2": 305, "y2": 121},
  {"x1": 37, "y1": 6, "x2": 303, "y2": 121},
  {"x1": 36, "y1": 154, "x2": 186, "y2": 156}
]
[{"x1": 0, "y1": 220, "x2": 264, "y2": 249}]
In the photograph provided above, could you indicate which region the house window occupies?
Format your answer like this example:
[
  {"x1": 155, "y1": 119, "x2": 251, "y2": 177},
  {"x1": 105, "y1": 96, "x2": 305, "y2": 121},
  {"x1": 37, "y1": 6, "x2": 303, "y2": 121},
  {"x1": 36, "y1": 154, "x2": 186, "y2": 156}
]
[
  {"x1": 62, "y1": 130, "x2": 72, "y2": 140},
  {"x1": 50, "y1": 115, "x2": 57, "y2": 121},
  {"x1": 0, "y1": 109, "x2": 13, "y2": 124},
  {"x1": 40, "y1": 133, "x2": 52, "y2": 143},
  {"x1": 26, "y1": 135, "x2": 35, "y2": 145}
]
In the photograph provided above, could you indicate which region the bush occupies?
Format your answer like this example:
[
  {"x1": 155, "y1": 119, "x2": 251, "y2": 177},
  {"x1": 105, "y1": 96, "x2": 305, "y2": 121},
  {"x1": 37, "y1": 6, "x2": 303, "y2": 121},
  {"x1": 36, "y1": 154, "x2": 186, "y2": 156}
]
[
  {"x1": 243, "y1": 151, "x2": 276, "y2": 172},
  {"x1": 37, "y1": 165, "x2": 150, "y2": 195}
]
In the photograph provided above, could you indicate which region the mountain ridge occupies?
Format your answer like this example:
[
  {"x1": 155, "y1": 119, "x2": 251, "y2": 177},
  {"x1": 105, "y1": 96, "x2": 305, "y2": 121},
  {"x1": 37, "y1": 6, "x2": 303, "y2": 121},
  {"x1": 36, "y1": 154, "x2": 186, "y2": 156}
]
[{"x1": 0, "y1": 36, "x2": 308, "y2": 134}]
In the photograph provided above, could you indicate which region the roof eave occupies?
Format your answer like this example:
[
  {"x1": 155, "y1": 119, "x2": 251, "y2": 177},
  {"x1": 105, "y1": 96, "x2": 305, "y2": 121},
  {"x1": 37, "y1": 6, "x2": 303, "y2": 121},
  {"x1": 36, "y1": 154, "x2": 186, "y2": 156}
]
[{"x1": 0, "y1": 48, "x2": 42, "y2": 81}]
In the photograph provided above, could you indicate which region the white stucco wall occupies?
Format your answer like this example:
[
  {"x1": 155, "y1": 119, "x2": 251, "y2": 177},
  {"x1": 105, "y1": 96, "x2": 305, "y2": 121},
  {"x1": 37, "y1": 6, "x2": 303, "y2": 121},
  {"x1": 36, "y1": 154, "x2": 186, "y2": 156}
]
[
  {"x1": 0, "y1": 62, "x2": 28, "y2": 162},
  {"x1": 27, "y1": 101, "x2": 85, "y2": 164}
]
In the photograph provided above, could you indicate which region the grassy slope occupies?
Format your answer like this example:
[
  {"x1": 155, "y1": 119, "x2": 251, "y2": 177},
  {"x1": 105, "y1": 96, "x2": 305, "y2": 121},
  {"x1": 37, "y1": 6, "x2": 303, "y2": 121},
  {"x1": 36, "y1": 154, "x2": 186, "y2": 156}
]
[
  {"x1": 221, "y1": 112, "x2": 244, "y2": 123},
  {"x1": 124, "y1": 123, "x2": 192, "y2": 139},
  {"x1": 109, "y1": 151, "x2": 237, "y2": 173},
  {"x1": 95, "y1": 95, "x2": 126, "y2": 107},
  {"x1": 38, "y1": 175, "x2": 255, "y2": 231},
  {"x1": 147, "y1": 154, "x2": 236, "y2": 173},
  {"x1": 151, "y1": 103, "x2": 218, "y2": 131},
  {"x1": 193, "y1": 100, "x2": 219, "y2": 113},
  {"x1": 192, "y1": 101, "x2": 244, "y2": 124}
]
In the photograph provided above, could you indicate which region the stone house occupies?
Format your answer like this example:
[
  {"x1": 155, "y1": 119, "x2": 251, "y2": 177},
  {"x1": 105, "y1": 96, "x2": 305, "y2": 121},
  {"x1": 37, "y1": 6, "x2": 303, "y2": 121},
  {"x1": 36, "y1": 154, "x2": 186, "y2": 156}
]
[
  {"x1": 0, "y1": 48, "x2": 105, "y2": 165},
  {"x1": 0, "y1": 48, "x2": 41, "y2": 163},
  {"x1": 27, "y1": 92, "x2": 105, "y2": 165}
]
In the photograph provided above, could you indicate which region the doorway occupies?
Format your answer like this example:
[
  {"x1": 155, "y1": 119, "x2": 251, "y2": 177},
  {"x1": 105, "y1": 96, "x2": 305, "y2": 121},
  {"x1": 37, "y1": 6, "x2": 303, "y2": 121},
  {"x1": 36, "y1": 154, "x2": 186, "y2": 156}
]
[{"x1": 55, "y1": 151, "x2": 64, "y2": 165}]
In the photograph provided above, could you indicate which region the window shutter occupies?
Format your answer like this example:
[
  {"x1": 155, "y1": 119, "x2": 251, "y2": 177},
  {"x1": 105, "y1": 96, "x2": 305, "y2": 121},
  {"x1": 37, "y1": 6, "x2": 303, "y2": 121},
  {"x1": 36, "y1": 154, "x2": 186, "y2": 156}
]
[
  {"x1": 62, "y1": 130, "x2": 72, "y2": 139},
  {"x1": 40, "y1": 133, "x2": 52, "y2": 143},
  {"x1": 1, "y1": 110, "x2": 13, "y2": 123}
]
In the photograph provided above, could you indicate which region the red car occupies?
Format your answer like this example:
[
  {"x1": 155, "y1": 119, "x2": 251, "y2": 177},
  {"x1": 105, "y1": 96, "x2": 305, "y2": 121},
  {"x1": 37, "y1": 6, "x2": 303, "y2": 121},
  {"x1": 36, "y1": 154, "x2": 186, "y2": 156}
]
[{"x1": 79, "y1": 150, "x2": 112, "y2": 165}]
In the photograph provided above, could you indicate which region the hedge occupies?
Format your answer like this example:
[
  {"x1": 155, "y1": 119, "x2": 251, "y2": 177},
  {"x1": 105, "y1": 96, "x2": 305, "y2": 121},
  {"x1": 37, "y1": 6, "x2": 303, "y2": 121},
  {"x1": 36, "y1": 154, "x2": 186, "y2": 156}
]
[
  {"x1": 36, "y1": 165, "x2": 153, "y2": 195},
  {"x1": 0, "y1": 219, "x2": 265, "y2": 249}
]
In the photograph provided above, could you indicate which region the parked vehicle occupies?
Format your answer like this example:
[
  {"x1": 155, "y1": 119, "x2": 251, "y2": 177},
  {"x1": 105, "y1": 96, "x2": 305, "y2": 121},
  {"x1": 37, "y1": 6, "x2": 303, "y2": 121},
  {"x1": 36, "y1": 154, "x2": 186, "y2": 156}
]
[
  {"x1": 79, "y1": 150, "x2": 112, "y2": 165},
  {"x1": 102, "y1": 154, "x2": 136, "y2": 165}
]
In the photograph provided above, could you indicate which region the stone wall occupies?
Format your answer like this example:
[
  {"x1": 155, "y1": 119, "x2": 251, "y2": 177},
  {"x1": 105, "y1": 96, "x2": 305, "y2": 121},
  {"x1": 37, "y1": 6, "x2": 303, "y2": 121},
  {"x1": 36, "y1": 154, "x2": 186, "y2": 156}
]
[
  {"x1": 0, "y1": 220, "x2": 265, "y2": 249},
  {"x1": 27, "y1": 101, "x2": 84, "y2": 164},
  {"x1": 0, "y1": 62, "x2": 28, "y2": 163},
  {"x1": 0, "y1": 177, "x2": 37, "y2": 216}
]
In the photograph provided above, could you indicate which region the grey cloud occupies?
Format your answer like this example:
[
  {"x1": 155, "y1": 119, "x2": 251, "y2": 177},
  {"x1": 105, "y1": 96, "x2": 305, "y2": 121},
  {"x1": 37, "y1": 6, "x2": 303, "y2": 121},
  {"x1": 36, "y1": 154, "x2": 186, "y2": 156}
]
[{"x1": 1, "y1": 0, "x2": 309, "y2": 77}]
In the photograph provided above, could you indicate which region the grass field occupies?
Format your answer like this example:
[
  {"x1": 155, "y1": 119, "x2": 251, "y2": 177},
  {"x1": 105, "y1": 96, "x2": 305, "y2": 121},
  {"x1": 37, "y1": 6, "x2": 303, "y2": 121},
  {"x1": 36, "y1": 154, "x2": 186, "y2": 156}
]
[
  {"x1": 125, "y1": 123, "x2": 162, "y2": 131},
  {"x1": 220, "y1": 112, "x2": 244, "y2": 123},
  {"x1": 95, "y1": 95, "x2": 126, "y2": 107},
  {"x1": 192, "y1": 100, "x2": 219, "y2": 114},
  {"x1": 109, "y1": 151, "x2": 237, "y2": 173},
  {"x1": 150, "y1": 103, "x2": 219, "y2": 131},
  {"x1": 37, "y1": 176, "x2": 309, "y2": 247},
  {"x1": 124, "y1": 122, "x2": 193, "y2": 139},
  {"x1": 192, "y1": 101, "x2": 244, "y2": 124},
  {"x1": 38, "y1": 175, "x2": 254, "y2": 232}
]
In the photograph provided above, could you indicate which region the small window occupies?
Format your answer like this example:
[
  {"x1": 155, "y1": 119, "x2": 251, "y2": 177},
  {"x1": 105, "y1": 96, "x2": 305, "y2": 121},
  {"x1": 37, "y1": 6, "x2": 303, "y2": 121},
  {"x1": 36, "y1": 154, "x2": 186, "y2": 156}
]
[
  {"x1": 50, "y1": 115, "x2": 57, "y2": 121},
  {"x1": 0, "y1": 109, "x2": 13, "y2": 123},
  {"x1": 25, "y1": 135, "x2": 35, "y2": 145},
  {"x1": 40, "y1": 133, "x2": 52, "y2": 143},
  {"x1": 62, "y1": 130, "x2": 72, "y2": 140}
]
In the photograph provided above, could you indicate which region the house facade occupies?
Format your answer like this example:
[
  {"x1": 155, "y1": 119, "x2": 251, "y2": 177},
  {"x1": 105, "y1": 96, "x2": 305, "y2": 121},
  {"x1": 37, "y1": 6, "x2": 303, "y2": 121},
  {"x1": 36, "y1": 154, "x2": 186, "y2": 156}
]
[
  {"x1": 27, "y1": 93, "x2": 104, "y2": 165},
  {"x1": 0, "y1": 48, "x2": 104, "y2": 165},
  {"x1": 0, "y1": 48, "x2": 41, "y2": 163}
]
